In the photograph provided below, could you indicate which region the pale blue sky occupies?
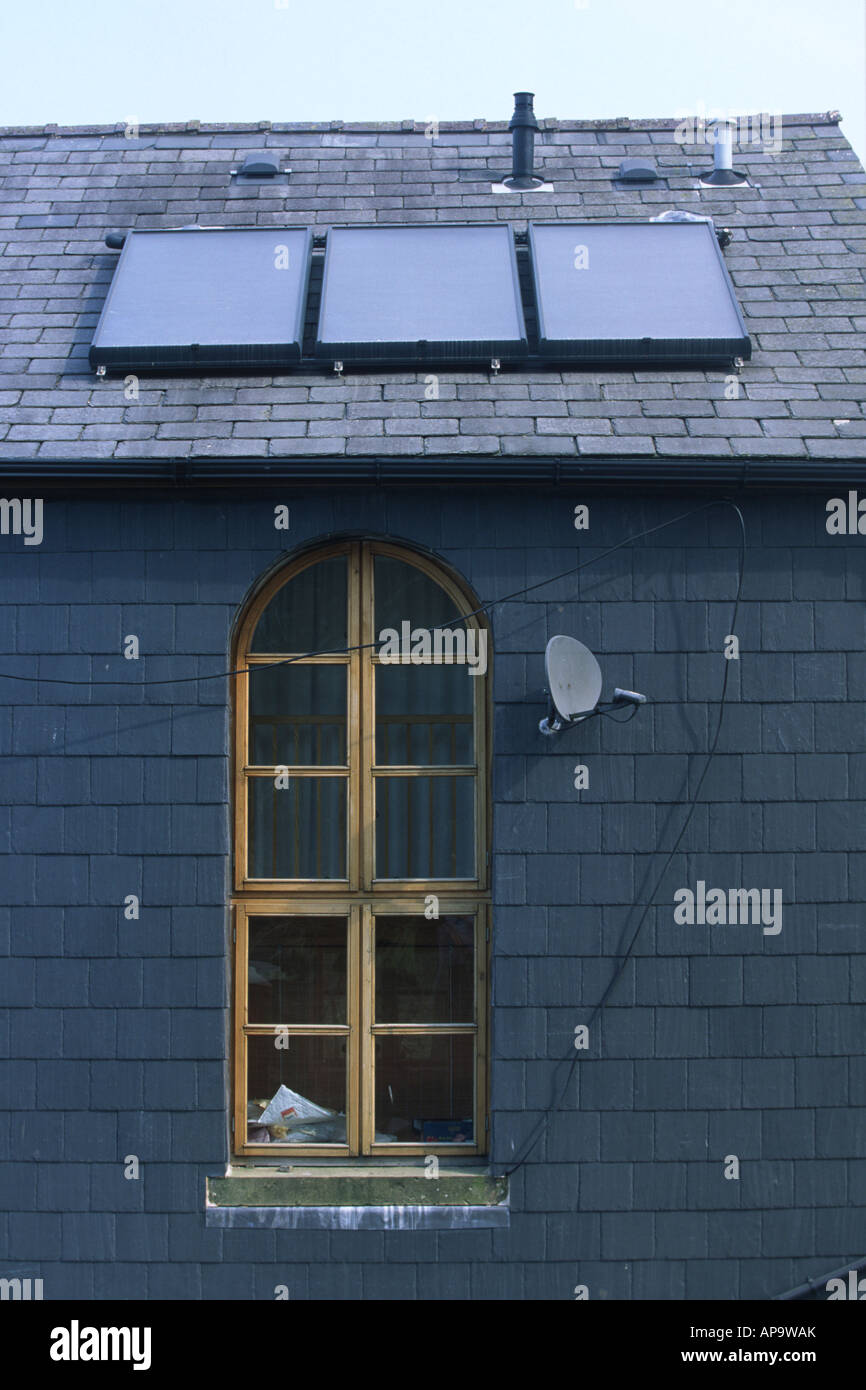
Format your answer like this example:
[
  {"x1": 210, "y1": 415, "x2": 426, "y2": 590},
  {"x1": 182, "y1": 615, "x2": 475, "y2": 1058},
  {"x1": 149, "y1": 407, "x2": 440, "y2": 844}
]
[{"x1": 1, "y1": 0, "x2": 863, "y2": 163}]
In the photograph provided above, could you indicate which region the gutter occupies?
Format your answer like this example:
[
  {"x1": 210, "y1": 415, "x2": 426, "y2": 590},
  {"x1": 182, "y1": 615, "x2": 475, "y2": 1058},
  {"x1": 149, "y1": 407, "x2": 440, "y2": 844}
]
[{"x1": 0, "y1": 453, "x2": 862, "y2": 492}]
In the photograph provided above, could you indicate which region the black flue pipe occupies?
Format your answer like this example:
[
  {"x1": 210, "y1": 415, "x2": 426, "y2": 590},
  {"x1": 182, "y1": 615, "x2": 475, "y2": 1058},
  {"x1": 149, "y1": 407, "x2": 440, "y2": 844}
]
[{"x1": 508, "y1": 91, "x2": 540, "y2": 187}]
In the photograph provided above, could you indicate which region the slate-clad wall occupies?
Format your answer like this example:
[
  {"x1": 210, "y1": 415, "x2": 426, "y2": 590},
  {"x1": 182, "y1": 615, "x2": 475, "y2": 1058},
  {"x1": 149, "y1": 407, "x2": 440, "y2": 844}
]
[{"x1": 1, "y1": 486, "x2": 864, "y2": 1300}]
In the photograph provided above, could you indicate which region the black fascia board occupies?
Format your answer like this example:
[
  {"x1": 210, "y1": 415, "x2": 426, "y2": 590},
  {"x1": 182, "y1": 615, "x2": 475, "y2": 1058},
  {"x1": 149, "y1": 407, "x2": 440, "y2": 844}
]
[{"x1": 2, "y1": 454, "x2": 862, "y2": 492}]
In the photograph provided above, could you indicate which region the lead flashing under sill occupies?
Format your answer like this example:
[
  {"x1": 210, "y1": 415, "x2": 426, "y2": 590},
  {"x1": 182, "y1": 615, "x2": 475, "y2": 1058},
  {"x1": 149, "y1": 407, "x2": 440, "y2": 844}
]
[{"x1": 206, "y1": 1204, "x2": 509, "y2": 1230}]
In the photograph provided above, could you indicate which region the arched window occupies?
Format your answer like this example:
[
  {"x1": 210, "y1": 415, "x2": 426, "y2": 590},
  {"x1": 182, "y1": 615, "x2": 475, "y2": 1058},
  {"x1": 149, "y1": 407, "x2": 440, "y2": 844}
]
[{"x1": 232, "y1": 540, "x2": 490, "y2": 1157}]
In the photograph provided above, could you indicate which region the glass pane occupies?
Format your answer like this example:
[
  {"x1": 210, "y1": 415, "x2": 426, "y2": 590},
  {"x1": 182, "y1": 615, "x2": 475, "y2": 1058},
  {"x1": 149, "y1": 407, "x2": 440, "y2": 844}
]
[
  {"x1": 376, "y1": 664, "x2": 473, "y2": 765},
  {"x1": 250, "y1": 664, "x2": 347, "y2": 765},
  {"x1": 375, "y1": 776, "x2": 474, "y2": 878},
  {"x1": 249, "y1": 917, "x2": 346, "y2": 1024},
  {"x1": 249, "y1": 776, "x2": 346, "y2": 878},
  {"x1": 375, "y1": 1035, "x2": 474, "y2": 1144},
  {"x1": 375, "y1": 556, "x2": 460, "y2": 633},
  {"x1": 247, "y1": 1035, "x2": 347, "y2": 1144},
  {"x1": 251, "y1": 555, "x2": 347, "y2": 653},
  {"x1": 375, "y1": 916, "x2": 475, "y2": 1023}
]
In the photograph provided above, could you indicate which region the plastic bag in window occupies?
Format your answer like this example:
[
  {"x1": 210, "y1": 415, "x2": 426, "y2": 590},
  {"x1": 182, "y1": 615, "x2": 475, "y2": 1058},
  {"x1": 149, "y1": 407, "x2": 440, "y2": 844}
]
[{"x1": 258, "y1": 1083, "x2": 335, "y2": 1129}]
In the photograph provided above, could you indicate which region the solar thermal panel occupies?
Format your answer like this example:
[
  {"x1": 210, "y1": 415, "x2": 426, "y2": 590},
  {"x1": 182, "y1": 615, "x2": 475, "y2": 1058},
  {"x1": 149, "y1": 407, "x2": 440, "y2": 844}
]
[
  {"x1": 89, "y1": 227, "x2": 313, "y2": 371},
  {"x1": 528, "y1": 221, "x2": 750, "y2": 366},
  {"x1": 315, "y1": 224, "x2": 527, "y2": 365}
]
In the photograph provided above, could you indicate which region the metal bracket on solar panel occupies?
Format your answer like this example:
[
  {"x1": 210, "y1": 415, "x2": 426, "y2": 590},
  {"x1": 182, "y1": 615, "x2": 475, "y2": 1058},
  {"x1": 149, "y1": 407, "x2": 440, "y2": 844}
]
[
  {"x1": 95, "y1": 364, "x2": 106, "y2": 377},
  {"x1": 333, "y1": 359, "x2": 344, "y2": 376},
  {"x1": 490, "y1": 357, "x2": 501, "y2": 375},
  {"x1": 733, "y1": 356, "x2": 745, "y2": 374}
]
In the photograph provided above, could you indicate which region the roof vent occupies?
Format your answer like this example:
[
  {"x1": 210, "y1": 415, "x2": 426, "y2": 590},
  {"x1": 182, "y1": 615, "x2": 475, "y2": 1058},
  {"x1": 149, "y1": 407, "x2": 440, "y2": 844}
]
[
  {"x1": 617, "y1": 158, "x2": 659, "y2": 183},
  {"x1": 233, "y1": 154, "x2": 287, "y2": 180},
  {"x1": 501, "y1": 92, "x2": 546, "y2": 190},
  {"x1": 700, "y1": 121, "x2": 748, "y2": 187}
]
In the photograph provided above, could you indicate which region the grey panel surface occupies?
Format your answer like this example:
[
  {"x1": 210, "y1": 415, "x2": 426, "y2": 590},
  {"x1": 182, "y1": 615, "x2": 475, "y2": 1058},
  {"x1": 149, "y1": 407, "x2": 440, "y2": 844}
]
[
  {"x1": 529, "y1": 221, "x2": 751, "y2": 365},
  {"x1": 316, "y1": 225, "x2": 527, "y2": 364},
  {"x1": 90, "y1": 227, "x2": 312, "y2": 370}
]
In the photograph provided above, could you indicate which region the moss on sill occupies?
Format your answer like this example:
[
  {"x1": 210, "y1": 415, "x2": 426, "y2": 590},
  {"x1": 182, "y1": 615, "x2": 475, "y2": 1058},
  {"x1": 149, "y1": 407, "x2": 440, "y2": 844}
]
[{"x1": 207, "y1": 1167, "x2": 507, "y2": 1208}]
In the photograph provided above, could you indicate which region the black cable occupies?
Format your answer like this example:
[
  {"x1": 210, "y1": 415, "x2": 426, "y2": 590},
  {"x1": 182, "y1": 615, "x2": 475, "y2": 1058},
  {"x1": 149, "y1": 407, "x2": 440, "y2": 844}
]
[
  {"x1": 0, "y1": 499, "x2": 734, "y2": 687},
  {"x1": 0, "y1": 640, "x2": 382, "y2": 687},
  {"x1": 499, "y1": 499, "x2": 746, "y2": 1177},
  {"x1": 596, "y1": 703, "x2": 640, "y2": 724}
]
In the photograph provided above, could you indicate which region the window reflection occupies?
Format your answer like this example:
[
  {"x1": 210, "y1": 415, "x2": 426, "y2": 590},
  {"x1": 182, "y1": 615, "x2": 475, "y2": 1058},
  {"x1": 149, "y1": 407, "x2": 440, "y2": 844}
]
[
  {"x1": 375, "y1": 776, "x2": 474, "y2": 878},
  {"x1": 376, "y1": 663, "x2": 473, "y2": 766},
  {"x1": 250, "y1": 777, "x2": 346, "y2": 878},
  {"x1": 375, "y1": 1035, "x2": 474, "y2": 1144},
  {"x1": 250, "y1": 664, "x2": 346, "y2": 765},
  {"x1": 251, "y1": 555, "x2": 347, "y2": 653},
  {"x1": 249, "y1": 917, "x2": 346, "y2": 1024},
  {"x1": 375, "y1": 556, "x2": 459, "y2": 632},
  {"x1": 375, "y1": 916, "x2": 474, "y2": 1023}
]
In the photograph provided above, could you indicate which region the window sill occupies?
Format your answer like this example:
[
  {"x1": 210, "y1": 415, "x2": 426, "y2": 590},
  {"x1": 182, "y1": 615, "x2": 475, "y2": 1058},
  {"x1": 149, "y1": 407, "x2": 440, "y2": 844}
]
[{"x1": 205, "y1": 1167, "x2": 509, "y2": 1229}]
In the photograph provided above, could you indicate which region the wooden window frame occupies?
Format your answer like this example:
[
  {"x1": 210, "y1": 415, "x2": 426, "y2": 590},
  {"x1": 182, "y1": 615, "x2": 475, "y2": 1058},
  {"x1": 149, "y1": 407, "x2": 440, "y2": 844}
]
[{"x1": 231, "y1": 539, "x2": 491, "y2": 1158}]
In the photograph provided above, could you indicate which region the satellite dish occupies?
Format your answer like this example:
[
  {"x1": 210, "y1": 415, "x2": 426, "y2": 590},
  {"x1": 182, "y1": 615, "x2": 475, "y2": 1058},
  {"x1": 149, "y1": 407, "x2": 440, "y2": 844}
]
[
  {"x1": 542, "y1": 636, "x2": 602, "y2": 733},
  {"x1": 539, "y1": 635, "x2": 647, "y2": 736}
]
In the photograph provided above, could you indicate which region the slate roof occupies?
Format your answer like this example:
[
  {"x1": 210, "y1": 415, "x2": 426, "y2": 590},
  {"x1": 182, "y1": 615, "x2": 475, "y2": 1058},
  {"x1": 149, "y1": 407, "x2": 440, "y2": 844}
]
[{"x1": 1, "y1": 113, "x2": 865, "y2": 469}]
